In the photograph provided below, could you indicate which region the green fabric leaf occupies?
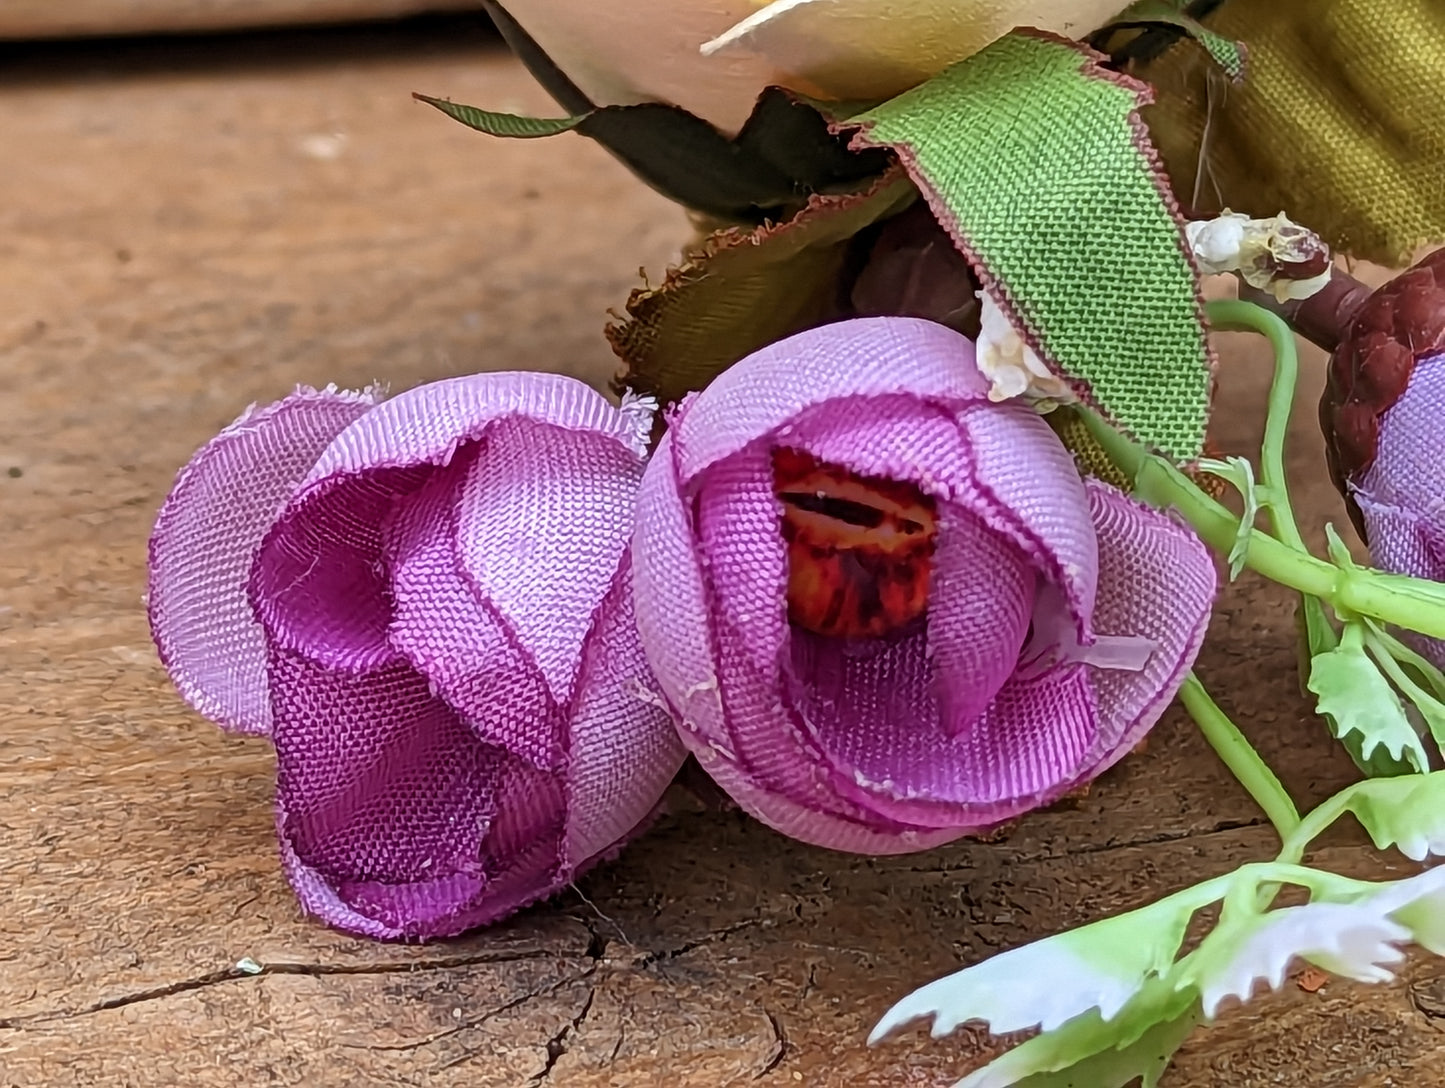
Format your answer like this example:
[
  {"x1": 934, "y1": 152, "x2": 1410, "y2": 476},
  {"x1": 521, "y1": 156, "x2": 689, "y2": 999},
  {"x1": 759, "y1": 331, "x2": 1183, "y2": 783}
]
[
  {"x1": 1306, "y1": 631, "x2": 1429, "y2": 777},
  {"x1": 1105, "y1": 0, "x2": 1247, "y2": 81},
  {"x1": 849, "y1": 31, "x2": 1214, "y2": 462},
  {"x1": 608, "y1": 169, "x2": 918, "y2": 408},
  {"x1": 414, "y1": 95, "x2": 585, "y2": 139},
  {"x1": 416, "y1": 88, "x2": 892, "y2": 224}
]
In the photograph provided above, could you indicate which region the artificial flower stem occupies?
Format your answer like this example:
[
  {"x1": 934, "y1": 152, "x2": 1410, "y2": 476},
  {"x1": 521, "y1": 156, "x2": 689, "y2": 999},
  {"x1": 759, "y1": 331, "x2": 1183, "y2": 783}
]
[
  {"x1": 1178, "y1": 673, "x2": 1301, "y2": 839},
  {"x1": 1202, "y1": 300, "x2": 1307, "y2": 552},
  {"x1": 1075, "y1": 408, "x2": 1445, "y2": 639}
]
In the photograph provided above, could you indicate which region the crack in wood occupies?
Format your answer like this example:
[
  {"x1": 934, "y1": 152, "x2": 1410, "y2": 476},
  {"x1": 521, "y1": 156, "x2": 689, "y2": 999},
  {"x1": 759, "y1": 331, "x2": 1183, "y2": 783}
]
[{"x1": 0, "y1": 948, "x2": 573, "y2": 1029}]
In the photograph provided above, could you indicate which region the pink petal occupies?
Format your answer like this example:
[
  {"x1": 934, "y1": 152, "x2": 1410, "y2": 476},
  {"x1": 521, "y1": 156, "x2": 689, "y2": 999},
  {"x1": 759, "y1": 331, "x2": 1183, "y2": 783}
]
[
  {"x1": 670, "y1": 316, "x2": 991, "y2": 482},
  {"x1": 926, "y1": 503, "x2": 1036, "y2": 734},
  {"x1": 632, "y1": 432, "x2": 735, "y2": 750},
  {"x1": 455, "y1": 417, "x2": 644, "y2": 703},
  {"x1": 300, "y1": 370, "x2": 635, "y2": 487},
  {"x1": 270, "y1": 648, "x2": 567, "y2": 939},
  {"x1": 147, "y1": 385, "x2": 381, "y2": 735},
  {"x1": 954, "y1": 401, "x2": 1100, "y2": 633},
  {"x1": 1067, "y1": 480, "x2": 1217, "y2": 780},
  {"x1": 563, "y1": 555, "x2": 686, "y2": 866},
  {"x1": 384, "y1": 461, "x2": 564, "y2": 771}
]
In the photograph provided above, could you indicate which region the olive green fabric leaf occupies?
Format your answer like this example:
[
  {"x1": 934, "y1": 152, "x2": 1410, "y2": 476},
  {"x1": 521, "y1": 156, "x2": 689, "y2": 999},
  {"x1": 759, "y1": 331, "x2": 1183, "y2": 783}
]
[
  {"x1": 849, "y1": 31, "x2": 1214, "y2": 462},
  {"x1": 416, "y1": 87, "x2": 891, "y2": 225},
  {"x1": 608, "y1": 168, "x2": 917, "y2": 409},
  {"x1": 1099, "y1": 0, "x2": 1246, "y2": 81},
  {"x1": 415, "y1": 93, "x2": 798, "y2": 222},
  {"x1": 1143, "y1": 0, "x2": 1445, "y2": 265}
]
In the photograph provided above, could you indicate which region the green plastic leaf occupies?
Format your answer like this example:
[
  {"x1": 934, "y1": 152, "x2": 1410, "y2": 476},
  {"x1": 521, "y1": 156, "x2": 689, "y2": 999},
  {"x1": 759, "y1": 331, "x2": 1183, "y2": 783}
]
[
  {"x1": 1104, "y1": 0, "x2": 1248, "y2": 81},
  {"x1": 955, "y1": 981, "x2": 1198, "y2": 1088},
  {"x1": 609, "y1": 169, "x2": 917, "y2": 408},
  {"x1": 1342, "y1": 773, "x2": 1445, "y2": 862},
  {"x1": 1365, "y1": 619, "x2": 1445, "y2": 704},
  {"x1": 1196, "y1": 456, "x2": 1257, "y2": 580},
  {"x1": 1306, "y1": 630, "x2": 1428, "y2": 777},
  {"x1": 871, "y1": 901, "x2": 1198, "y2": 1045},
  {"x1": 850, "y1": 31, "x2": 1213, "y2": 461},
  {"x1": 1363, "y1": 630, "x2": 1445, "y2": 757}
]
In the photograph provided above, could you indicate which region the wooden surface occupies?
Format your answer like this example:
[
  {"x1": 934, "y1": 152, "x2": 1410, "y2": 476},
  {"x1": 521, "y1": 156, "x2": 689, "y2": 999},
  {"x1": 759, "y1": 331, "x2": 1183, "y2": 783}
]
[
  {"x1": 0, "y1": 2, "x2": 475, "y2": 39},
  {"x1": 2, "y1": 23, "x2": 1443, "y2": 1088}
]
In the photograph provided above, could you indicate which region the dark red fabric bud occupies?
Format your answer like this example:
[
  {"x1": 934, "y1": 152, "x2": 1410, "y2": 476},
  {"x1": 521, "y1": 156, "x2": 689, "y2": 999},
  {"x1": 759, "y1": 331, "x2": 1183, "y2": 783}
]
[{"x1": 1320, "y1": 249, "x2": 1445, "y2": 533}]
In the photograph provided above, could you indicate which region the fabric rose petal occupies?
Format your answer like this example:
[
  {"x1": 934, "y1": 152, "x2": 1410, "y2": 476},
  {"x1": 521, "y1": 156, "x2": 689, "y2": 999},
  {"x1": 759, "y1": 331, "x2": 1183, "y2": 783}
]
[
  {"x1": 498, "y1": 0, "x2": 1129, "y2": 132},
  {"x1": 149, "y1": 374, "x2": 684, "y2": 939},
  {"x1": 1339, "y1": 356, "x2": 1445, "y2": 666},
  {"x1": 632, "y1": 317, "x2": 1215, "y2": 853}
]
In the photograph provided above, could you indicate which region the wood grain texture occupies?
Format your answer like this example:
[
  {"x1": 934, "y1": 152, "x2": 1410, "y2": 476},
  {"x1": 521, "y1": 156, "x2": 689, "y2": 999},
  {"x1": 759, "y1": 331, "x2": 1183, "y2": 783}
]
[
  {"x1": 0, "y1": 1, "x2": 475, "y2": 38},
  {"x1": 2, "y1": 26, "x2": 1443, "y2": 1088}
]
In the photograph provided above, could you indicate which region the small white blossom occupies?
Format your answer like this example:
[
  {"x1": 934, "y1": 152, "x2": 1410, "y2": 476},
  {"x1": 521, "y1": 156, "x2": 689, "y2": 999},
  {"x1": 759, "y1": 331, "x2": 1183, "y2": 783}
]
[
  {"x1": 1185, "y1": 210, "x2": 1332, "y2": 302},
  {"x1": 974, "y1": 291, "x2": 1076, "y2": 409},
  {"x1": 617, "y1": 389, "x2": 660, "y2": 457}
]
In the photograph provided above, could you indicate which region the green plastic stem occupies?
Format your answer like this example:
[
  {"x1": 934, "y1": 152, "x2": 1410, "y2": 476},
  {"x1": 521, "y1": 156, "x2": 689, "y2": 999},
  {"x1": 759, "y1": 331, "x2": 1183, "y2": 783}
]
[{"x1": 1178, "y1": 673, "x2": 1301, "y2": 840}]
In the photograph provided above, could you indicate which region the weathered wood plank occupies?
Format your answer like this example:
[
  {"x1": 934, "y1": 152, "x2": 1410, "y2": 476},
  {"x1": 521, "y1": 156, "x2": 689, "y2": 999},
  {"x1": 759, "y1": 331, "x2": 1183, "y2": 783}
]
[
  {"x1": 2, "y1": 26, "x2": 1441, "y2": 1088},
  {"x1": 0, "y1": 2, "x2": 475, "y2": 39}
]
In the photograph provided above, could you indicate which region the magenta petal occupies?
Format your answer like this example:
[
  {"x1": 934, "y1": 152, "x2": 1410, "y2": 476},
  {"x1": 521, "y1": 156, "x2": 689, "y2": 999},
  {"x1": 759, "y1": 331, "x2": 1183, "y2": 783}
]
[
  {"x1": 632, "y1": 318, "x2": 1217, "y2": 855},
  {"x1": 251, "y1": 464, "x2": 423, "y2": 672},
  {"x1": 147, "y1": 386, "x2": 380, "y2": 734},
  {"x1": 270, "y1": 648, "x2": 567, "y2": 939},
  {"x1": 784, "y1": 395, "x2": 975, "y2": 498},
  {"x1": 455, "y1": 417, "x2": 643, "y2": 703},
  {"x1": 671, "y1": 317, "x2": 990, "y2": 481},
  {"x1": 385, "y1": 461, "x2": 565, "y2": 770},
  {"x1": 693, "y1": 445, "x2": 791, "y2": 676},
  {"x1": 1068, "y1": 480, "x2": 1217, "y2": 780},
  {"x1": 564, "y1": 555, "x2": 686, "y2": 866},
  {"x1": 927, "y1": 503, "x2": 1036, "y2": 733}
]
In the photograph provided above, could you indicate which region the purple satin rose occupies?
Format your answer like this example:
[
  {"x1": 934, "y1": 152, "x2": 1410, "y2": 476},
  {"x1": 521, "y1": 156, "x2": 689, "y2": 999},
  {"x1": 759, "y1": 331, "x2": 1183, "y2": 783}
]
[
  {"x1": 148, "y1": 375, "x2": 684, "y2": 939},
  {"x1": 631, "y1": 317, "x2": 1217, "y2": 854},
  {"x1": 1350, "y1": 352, "x2": 1445, "y2": 665}
]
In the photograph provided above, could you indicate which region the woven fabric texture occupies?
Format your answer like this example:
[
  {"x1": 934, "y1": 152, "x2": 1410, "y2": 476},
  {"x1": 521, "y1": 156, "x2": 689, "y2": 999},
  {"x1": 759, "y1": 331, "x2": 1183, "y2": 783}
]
[
  {"x1": 1356, "y1": 352, "x2": 1445, "y2": 667},
  {"x1": 853, "y1": 31, "x2": 1213, "y2": 463},
  {"x1": 148, "y1": 373, "x2": 684, "y2": 939},
  {"x1": 631, "y1": 317, "x2": 1217, "y2": 854},
  {"x1": 1145, "y1": 0, "x2": 1445, "y2": 265}
]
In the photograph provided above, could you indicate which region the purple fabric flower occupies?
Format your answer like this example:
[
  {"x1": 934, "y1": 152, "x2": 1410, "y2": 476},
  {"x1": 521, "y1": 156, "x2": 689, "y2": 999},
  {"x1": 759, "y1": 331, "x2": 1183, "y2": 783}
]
[
  {"x1": 1351, "y1": 352, "x2": 1445, "y2": 665},
  {"x1": 631, "y1": 317, "x2": 1217, "y2": 854},
  {"x1": 148, "y1": 374, "x2": 684, "y2": 939}
]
